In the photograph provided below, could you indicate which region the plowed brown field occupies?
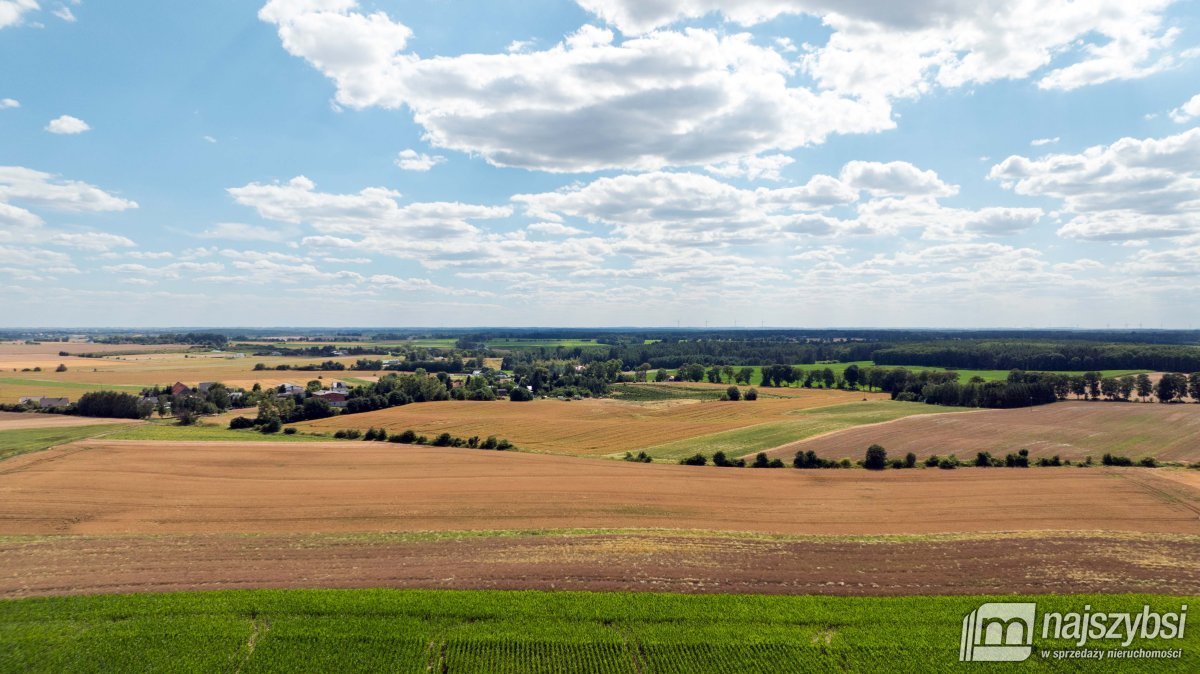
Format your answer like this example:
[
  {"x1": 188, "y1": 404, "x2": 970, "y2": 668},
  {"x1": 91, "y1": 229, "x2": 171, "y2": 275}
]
[
  {"x1": 766, "y1": 400, "x2": 1200, "y2": 462},
  {"x1": 2, "y1": 531, "x2": 1196, "y2": 598}
]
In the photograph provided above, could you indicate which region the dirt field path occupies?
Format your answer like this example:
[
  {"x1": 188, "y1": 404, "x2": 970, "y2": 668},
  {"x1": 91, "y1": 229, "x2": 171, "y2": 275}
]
[{"x1": 1, "y1": 440, "x2": 1196, "y2": 537}]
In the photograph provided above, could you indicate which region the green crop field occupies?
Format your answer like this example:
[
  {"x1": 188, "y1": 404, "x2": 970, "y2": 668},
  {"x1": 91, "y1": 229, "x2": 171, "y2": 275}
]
[
  {"x1": 0, "y1": 424, "x2": 135, "y2": 461},
  {"x1": 641, "y1": 401, "x2": 970, "y2": 460},
  {"x1": 1, "y1": 590, "x2": 1193, "y2": 672},
  {"x1": 0, "y1": 377, "x2": 146, "y2": 392}
]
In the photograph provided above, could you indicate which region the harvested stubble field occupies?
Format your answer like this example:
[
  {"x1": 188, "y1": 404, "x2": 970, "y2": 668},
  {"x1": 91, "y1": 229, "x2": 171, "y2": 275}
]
[
  {"x1": 2, "y1": 440, "x2": 1196, "y2": 537},
  {"x1": 768, "y1": 400, "x2": 1200, "y2": 463},
  {"x1": 296, "y1": 388, "x2": 891, "y2": 457},
  {"x1": 0, "y1": 412, "x2": 133, "y2": 431},
  {"x1": 0, "y1": 440, "x2": 1198, "y2": 600},
  {"x1": 0, "y1": 344, "x2": 373, "y2": 403},
  {"x1": 0, "y1": 342, "x2": 188, "y2": 356}
]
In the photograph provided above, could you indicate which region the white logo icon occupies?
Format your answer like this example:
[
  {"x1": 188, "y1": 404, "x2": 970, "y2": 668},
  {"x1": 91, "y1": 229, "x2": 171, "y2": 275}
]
[{"x1": 960, "y1": 603, "x2": 1037, "y2": 662}]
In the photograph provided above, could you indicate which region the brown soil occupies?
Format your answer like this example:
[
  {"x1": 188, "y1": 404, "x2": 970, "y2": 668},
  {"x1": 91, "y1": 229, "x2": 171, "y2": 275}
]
[
  {"x1": 767, "y1": 400, "x2": 1200, "y2": 463},
  {"x1": 1, "y1": 531, "x2": 1196, "y2": 599},
  {"x1": 1, "y1": 440, "x2": 1196, "y2": 537}
]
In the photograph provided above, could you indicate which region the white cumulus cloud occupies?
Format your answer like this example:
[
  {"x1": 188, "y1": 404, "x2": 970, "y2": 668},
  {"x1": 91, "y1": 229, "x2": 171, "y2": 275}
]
[
  {"x1": 395, "y1": 149, "x2": 446, "y2": 172},
  {"x1": 45, "y1": 114, "x2": 90, "y2": 134},
  {"x1": 990, "y1": 127, "x2": 1200, "y2": 241},
  {"x1": 1169, "y1": 94, "x2": 1200, "y2": 124},
  {"x1": 259, "y1": 1, "x2": 892, "y2": 172},
  {"x1": 0, "y1": 0, "x2": 39, "y2": 29}
]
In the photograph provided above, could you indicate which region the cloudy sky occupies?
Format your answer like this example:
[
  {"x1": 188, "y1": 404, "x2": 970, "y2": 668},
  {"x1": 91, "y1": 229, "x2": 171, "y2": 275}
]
[{"x1": 2, "y1": 0, "x2": 1200, "y2": 328}]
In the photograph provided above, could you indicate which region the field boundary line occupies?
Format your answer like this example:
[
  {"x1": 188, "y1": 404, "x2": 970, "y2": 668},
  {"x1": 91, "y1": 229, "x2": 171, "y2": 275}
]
[
  {"x1": 0, "y1": 425, "x2": 135, "y2": 474},
  {"x1": 1111, "y1": 471, "x2": 1200, "y2": 519},
  {"x1": 736, "y1": 407, "x2": 987, "y2": 460}
]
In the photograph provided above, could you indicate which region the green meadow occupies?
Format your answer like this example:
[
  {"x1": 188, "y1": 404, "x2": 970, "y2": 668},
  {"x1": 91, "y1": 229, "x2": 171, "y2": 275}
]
[{"x1": 0, "y1": 424, "x2": 135, "y2": 461}]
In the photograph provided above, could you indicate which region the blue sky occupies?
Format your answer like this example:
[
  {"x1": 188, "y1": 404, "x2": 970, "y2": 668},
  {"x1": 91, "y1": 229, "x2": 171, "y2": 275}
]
[{"x1": 2, "y1": 0, "x2": 1200, "y2": 328}]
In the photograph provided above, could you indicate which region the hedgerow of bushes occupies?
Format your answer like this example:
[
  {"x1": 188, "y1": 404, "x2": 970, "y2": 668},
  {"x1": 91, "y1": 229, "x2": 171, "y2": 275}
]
[{"x1": 668, "y1": 444, "x2": 1171, "y2": 471}]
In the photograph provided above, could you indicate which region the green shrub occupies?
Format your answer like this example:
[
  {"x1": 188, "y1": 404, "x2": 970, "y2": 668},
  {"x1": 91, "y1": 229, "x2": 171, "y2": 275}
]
[
  {"x1": 259, "y1": 418, "x2": 282, "y2": 434},
  {"x1": 1005, "y1": 449, "x2": 1030, "y2": 467},
  {"x1": 228, "y1": 416, "x2": 255, "y2": 430},
  {"x1": 904, "y1": 452, "x2": 917, "y2": 468},
  {"x1": 713, "y1": 451, "x2": 739, "y2": 467},
  {"x1": 1102, "y1": 453, "x2": 1133, "y2": 467},
  {"x1": 283, "y1": 427, "x2": 298, "y2": 435},
  {"x1": 938, "y1": 456, "x2": 958, "y2": 469},
  {"x1": 1139, "y1": 456, "x2": 1158, "y2": 468},
  {"x1": 680, "y1": 453, "x2": 708, "y2": 466},
  {"x1": 864, "y1": 444, "x2": 888, "y2": 470},
  {"x1": 752, "y1": 452, "x2": 773, "y2": 468},
  {"x1": 433, "y1": 432, "x2": 453, "y2": 447},
  {"x1": 924, "y1": 455, "x2": 940, "y2": 468}
]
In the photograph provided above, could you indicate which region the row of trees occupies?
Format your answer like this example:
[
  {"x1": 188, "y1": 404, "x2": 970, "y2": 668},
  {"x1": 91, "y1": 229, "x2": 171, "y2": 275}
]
[{"x1": 873, "y1": 340, "x2": 1200, "y2": 372}]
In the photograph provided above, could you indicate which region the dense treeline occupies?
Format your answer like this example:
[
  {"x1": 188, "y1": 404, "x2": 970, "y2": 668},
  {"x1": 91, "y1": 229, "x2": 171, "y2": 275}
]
[
  {"x1": 75, "y1": 391, "x2": 153, "y2": 419},
  {"x1": 91, "y1": 332, "x2": 229, "y2": 348},
  {"x1": 602, "y1": 340, "x2": 880, "y2": 370},
  {"x1": 874, "y1": 340, "x2": 1200, "y2": 372}
]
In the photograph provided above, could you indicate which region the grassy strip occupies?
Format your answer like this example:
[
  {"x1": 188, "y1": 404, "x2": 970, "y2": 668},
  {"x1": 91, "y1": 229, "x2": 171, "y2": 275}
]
[
  {"x1": 0, "y1": 377, "x2": 147, "y2": 392},
  {"x1": 0, "y1": 590, "x2": 1194, "y2": 672},
  {"x1": 641, "y1": 401, "x2": 964, "y2": 460},
  {"x1": 103, "y1": 421, "x2": 328, "y2": 443},
  {"x1": 0, "y1": 425, "x2": 133, "y2": 461}
]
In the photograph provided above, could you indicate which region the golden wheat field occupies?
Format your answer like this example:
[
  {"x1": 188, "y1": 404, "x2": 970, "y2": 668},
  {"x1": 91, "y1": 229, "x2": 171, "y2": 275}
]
[
  {"x1": 296, "y1": 388, "x2": 888, "y2": 456},
  {"x1": 0, "y1": 344, "x2": 376, "y2": 403}
]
